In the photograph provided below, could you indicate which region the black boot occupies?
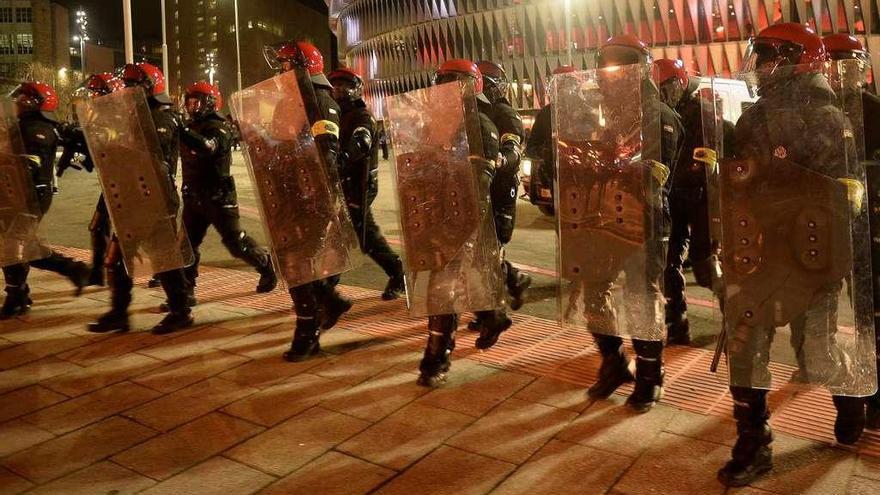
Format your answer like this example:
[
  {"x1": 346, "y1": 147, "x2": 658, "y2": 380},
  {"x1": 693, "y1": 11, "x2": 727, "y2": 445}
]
[
  {"x1": 417, "y1": 316, "x2": 456, "y2": 387},
  {"x1": 0, "y1": 285, "x2": 31, "y2": 320},
  {"x1": 68, "y1": 262, "x2": 90, "y2": 296},
  {"x1": 832, "y1": 395, "x2": 866, "y2": 445},
  {"x1": 626, "y1": 355, "x2": 664, "y2": 413},
  {"x1": 256, "y1": 256, "x2": 277, "y2": 294},
  {"x1": 666, "y1": 316, "x2": 691, "y2": 346},
  {"x1": 283, "y1": 320, "x2": 321, "y2": 362},
  {"x1": 88, "y1": 267, "x2": 105, "y2": 287},
  {"x1": 507, "y1": 272, "x2": 532, "y2": 311},
  {"x1": 475, "y1": 311, "x2": 512, "y2": 350},
  {"x1": 467, "y1": 316, "x2": 484, "y2": 331},
  {"x1": 587, "y1": 344, "x2": 634, "y2": 400},
  {"x1": 87, "y1": 310, "x2": 130, "y2": 333},
  {"x1": 320, "y1": 290, "x2": 352, "y2": 330},
  {"x1": 159, "y1": 293, "x2": 197, "y2": 313},
  {"x1": 151, "y1": 309, "x2": 194, "y2": 335},
  {"x1": 381, "y1": 274, "x2": 405, "y2": 301},
  {"x1": 718, "y1": 388, "x2": 773, "y2": 487},
  {"x1": 147, "y1": 275, "x2": 161, "y2": 288}
]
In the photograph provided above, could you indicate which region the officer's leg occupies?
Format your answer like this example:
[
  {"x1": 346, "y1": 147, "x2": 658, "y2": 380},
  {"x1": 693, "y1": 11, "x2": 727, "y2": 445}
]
[
  {"x1": 719, "y1": 325, "x2": 774, "y2": 487},
  {"x1": 496, "y1": 206, "x2": 531, "y2": 311},
  {"x1": 717, "y1": 386, "x2": 773, "y2": 487},
  {"x1": 284, "y1": 282, "x2": 322, "y2": 361},
  {"x1": 1, "y1": 264, "x2": 31, "y2": 319},
  {"x1": 417, "y1": 313, "x2": 458, "y2": 387},
  {"x1": 624, "y1": 245, "x2": 666, "y2": 412},
  {"x1": 586, "y1": 278, "x2": 635, "y2": 399},
  {"x1": 688, "y1": 195, "x2": 719, "y2": 292},
  {"x1": 211, "y1": 202, "x2": 276, "y2": 293},
  {"x1": 88, "y1": 240, "x2": 132, "y2": 333},
  {"x1": 664, "y1": 194, "x2": 690, "y2": 345},
  {"x1": 152, "y1": 268, "x2": 195, "y2": 335},
  {"x1": 798, "y1": 282, "x2": 865, "y2": 444},
  {"x1": 88, "y1": 198, "x2": 110, "y2": 286},
  {"x1": 29, "y1": 251, "x2": 89, "y2": 295},
  {"x1": 361, "y1": 208, "x2": 405, "y2": 301},
  {"x1": 313, "y1": 277, "x2": 352, "y2": 330}
]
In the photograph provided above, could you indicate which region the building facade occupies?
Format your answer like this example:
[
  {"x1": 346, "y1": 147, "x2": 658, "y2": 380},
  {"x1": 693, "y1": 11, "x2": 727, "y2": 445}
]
[
  {"x1": 330, "y1": 0, "x2": 880, "y2": 115},
  {"x1": 166, "y1": 0, "x2": 333, "y2": 105},
  {"x1": 0, "y1": 0, "x2": 69, "y2": 81}
]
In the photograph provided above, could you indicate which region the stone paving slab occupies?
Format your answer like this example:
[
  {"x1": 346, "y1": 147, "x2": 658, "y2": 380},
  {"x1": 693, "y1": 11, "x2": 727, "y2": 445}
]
[{"x1": 0, "y1": 266, "x2": 878, "y2": 495}]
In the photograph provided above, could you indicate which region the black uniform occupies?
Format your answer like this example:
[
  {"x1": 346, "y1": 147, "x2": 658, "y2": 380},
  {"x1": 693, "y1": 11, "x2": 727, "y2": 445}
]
[
  {"x1": 95, "y1": 101, "x2": 192, "y2": 329},
  {"x1": 478, "y1": 97, "x2": 531, "y2": 311},
  {"x1": 664, "y1": 80, "x2": 734, "y2": 336},
  {"x1": 336, "y1": 98, "x2": 403, "y2": 286},
  {"x1": 419, "y1": 110, "x2": 505, "y2": 384},
  {"x1": 1, "y1": 111, "x2": 88, "y2": 318},
  {"x1": 284, "y1": 77, "x2": 353, "y2": 361},
  {"x1": 723, "y1": 73, "x2": 862, "y2": 475},
  {"x1": 589, "y1": 81, "x2": 684, "y2": 404},
  {"x1": 525, "y1": 103, "x2": 554, "y2": 198},
  {"x1": 57, "y1": 121, "x2": 109, "y2": 286},
  {"x1": 859, "y1": 90, "x2": 880, "y2": 426},
  {"x1": 179, "y1": 113, "x2": 274, "y2": 292}
]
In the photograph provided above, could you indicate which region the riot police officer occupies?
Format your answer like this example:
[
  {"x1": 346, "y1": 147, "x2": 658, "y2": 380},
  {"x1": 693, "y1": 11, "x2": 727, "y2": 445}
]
[
  {"x1": 653, "y1": 58, "x2": 730, "y2": 345},
  {"x1": 474, "y1": 60, "x2": 532, "y2": 312},
  {"x1": 524, "y1": 65, "x2": 576, "y2": 214},
  {"x1": 179, "y1": 81, "x2": 276, "y2": 299},
  {"x1": 265, "y1": 40, "x2": 353, "y2": 362},
  {"x1": 716, "y1": 24, "x2": 867, "y2": 486},
  {"x1": 1, "y1": 82, "x2": 90, "y2": 318},
  {"x1": 57, "y1": 73, "x2": 126, "y2": 287},
  {"x1": 87, "y1": 63, "x2": 194, "y2": 335},
  {"x1": 327, "y1": 68, "x2": 405, "y2": 300},
  {"x1": 416, "y1": 59, "x2": 508, "y2": 386},
  {"x1": 823, "y1": 34, "x2": 880, "y2": 431},
  {"x1": 582, "y1": 35, "x2": 684, "y2": 412}
]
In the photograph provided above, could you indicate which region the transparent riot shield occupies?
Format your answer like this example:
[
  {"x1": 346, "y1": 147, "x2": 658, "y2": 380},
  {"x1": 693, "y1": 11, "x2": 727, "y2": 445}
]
[
  {"x1": 553, "y1": 65, "x2": 665, "y2": 340},
  {"x1": 711, "y1": 63, "x2": 876, "y2": 395},
  {"x1": 0, "y1": 98, "x2": 48, "y2": 267},
  {"x1": 77, "y1": 87, "x2": 194, "y2": 276},
  {"x1": 231, "y1": 70, "x2": 361, "y2": 288},
  {"x1": 384, "y1": 81, "x2": 505, "y2": 317}
]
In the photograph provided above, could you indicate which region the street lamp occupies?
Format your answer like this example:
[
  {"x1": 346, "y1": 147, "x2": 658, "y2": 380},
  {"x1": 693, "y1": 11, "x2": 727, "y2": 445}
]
[
  {"x1": 206, "y1": 52, "x2": 217, "y2": 85},
  {"x1": 75, "y1": 9, "x2": 89, "y2": 73}
]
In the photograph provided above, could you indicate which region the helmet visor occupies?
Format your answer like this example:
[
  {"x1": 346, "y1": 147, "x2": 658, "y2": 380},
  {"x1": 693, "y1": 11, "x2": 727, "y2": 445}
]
[{"x1": 597, "y1": 45, "x2": 646, "y2": 68}]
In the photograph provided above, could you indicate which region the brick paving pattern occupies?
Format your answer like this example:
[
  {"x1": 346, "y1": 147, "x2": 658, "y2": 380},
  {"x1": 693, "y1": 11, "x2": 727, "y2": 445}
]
[{"x1": 0, "y1": 247, "x2": 878, "y2": 494}]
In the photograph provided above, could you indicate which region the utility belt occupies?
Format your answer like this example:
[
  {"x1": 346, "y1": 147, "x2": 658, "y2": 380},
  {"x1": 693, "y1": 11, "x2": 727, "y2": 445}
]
[{"x1": 182, "y1": 176, "x2": 236, "y2": 203}]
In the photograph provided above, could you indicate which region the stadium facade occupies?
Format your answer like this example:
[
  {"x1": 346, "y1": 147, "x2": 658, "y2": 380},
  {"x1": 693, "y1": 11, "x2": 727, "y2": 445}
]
[{"x1": 329, "y1": 0, "x2": 880, "y2": 115}]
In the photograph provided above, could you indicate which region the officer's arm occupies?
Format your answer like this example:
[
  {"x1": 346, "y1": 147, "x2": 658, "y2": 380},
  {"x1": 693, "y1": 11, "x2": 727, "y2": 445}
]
[
  {"x1": 340, "y1": 113, "x2": 374, "y2": 164},
  {"x1": 524, "y1": 108, "x2": 549, "y2": 159},
  {"x1": 497, "y1": 108, "x2": 524, "y2": 175},
  {"x1": 180, "y1": 126, "x2": 219, "y2": 155}
]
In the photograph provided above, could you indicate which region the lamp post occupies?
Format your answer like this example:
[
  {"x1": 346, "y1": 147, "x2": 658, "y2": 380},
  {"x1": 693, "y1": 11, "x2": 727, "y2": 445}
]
[
  {"x1": 123, "y1": 0, "x2": 133, "y2": 63},
  {"x1": 74, "y1": 9, "x2": 89, "y2": 73},
  {"x1": 160, "y1": 0, "x2": 169, "y2": 79},
  {"x1": 233, "y1": 0, "x2": 242, "y2": 92}
]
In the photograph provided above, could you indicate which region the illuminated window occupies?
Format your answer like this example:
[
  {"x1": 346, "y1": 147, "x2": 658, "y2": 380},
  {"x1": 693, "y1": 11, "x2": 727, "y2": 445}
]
[
  {"x1": 0, "y1": 35, "x2": 13, "y2": 55},
  {"x1": 16, "y1": 33, "x2": 32, "y2": 54}
]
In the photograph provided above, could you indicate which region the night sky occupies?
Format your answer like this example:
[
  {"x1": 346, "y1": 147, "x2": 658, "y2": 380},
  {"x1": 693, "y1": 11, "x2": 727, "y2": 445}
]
[{"x1": 55, "y1": 0, "x2": 162, "y2": 49}]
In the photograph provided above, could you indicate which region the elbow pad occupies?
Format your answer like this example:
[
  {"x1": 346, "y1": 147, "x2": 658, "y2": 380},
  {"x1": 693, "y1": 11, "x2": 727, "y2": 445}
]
[{"x1": 344, "y1": 126, "x2": 373, "y2": 162}]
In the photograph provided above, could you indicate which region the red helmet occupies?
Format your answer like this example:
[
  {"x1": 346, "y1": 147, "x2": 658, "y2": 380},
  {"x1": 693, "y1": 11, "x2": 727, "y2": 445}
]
[
  {"x1": 11, "y1": 81, "x2": 58, "y2": 119},
  {"x1": 328, "y1": 67, "x2": 364, "y2": 102},
  {"x1": 823, "y1": 34, "x2": 868, "y2": 60},
  {"x1": 85, "y1": 72, "x2": 125, "y2": 97},
  {"x1": 185, "y1": 80, "x2": 223, "y2": 119},
  {"x1": 119, "y1": 62, "x2": 167, "y2": 96},
  {"x1": 265, "y1": 40, "x2": 324, "y2": 75},
  {"x1": 552, "y1": 65, "x2": 577, "y2": 75},
  {"x1": 476, "y1": 60, "x2": 510, "y2": 103},
  {"x1": 597, "y1": 34, "x2": 652, "y2": 68},
  {"x1": 434, "y1": 59, "x2": 484, "y2": 94},
  {"x1": 652, "y1": 59, "x2": 688, "y2": 89},
  {"x1": 743, "y1": 23, "x2": 825, "y2": 74}
]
